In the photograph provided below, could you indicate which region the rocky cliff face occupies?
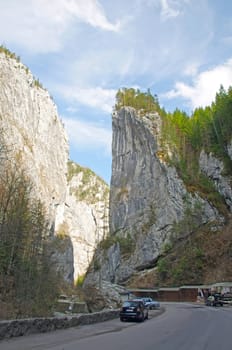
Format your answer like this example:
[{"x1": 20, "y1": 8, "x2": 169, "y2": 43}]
[
  {"x1": 0, "y1": 53, "x2": 69, "y2": 217},
  {"x1": 199, "y1": 150, "x2": 232, "y2": 211},
  {"x1": 0, "y1": 51, "x2": 109, "y2": 283},
  {"x1": 61, "y1": 162, "x2": 109, "y2": 281},
  {"x1": 84, "y1": 107, "x2": 229, "y2": 292}
]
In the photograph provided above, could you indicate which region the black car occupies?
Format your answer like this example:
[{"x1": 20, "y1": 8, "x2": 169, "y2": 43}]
[{"x1": 119, "y1": 299, "x2": 149, "y2": 322}]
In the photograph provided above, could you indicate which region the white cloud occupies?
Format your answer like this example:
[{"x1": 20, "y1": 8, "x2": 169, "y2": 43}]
[
  {"x1": 160, "y1": 0, "x2": 181, "y2": 20},
  {"x1": 66, "y1": 0, "x2": 121, "y2": 32},
  {"x1": 0, "y1": 0, "x2": 120, "y2": 53},
  {"x1": 63, "y1": 118, "x2": 112, "y2": 154},
  {"x1": 164, "y1": 58, "x2": 232, "y2": 109},
  {"x1": 57, "y1": 86, "x2": 117, "y2": 113}
]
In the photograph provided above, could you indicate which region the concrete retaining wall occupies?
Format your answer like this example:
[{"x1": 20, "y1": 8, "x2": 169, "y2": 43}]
[{"x1": 0, "y1": 309, "x2": 119, "y2": 341}]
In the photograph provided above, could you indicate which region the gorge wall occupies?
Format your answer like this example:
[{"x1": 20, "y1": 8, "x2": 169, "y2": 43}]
[
  {"x1": 0, "y1": 51, "x2": 109, "y2": 283},
  {"x1": 63, "y1": 162, "x2": 109, "y2": 281},
  {"x1": 84, "y1": 106, "x2": 232, "y2": 293}
]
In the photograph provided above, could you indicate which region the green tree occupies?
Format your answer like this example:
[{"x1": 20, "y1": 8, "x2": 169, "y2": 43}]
[
  {"x1": 0, "y1": 151, "x2": 63, "y2": 318},
  {"x1": 114, "y1": 88, "x2": 160, "y2": 113}
]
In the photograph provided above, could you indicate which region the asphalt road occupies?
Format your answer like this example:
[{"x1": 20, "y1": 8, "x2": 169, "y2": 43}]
[{"x1": 1, "y1": 303, "x2": 232, "y2": 350}]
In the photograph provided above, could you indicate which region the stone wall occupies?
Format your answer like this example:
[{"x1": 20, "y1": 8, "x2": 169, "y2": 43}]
[{"x1": 0, "y1": 309, "x2": 119, "y2": 340}]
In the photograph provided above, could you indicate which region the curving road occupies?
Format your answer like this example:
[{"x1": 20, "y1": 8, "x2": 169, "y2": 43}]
[{"x1": 2, "y1": 303, "x2": 232, "y2": 350}]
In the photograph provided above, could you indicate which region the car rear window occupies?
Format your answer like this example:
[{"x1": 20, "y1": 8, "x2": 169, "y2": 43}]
[{"x1": 123, "y1": 301, "x2": 140, "y2": 307}]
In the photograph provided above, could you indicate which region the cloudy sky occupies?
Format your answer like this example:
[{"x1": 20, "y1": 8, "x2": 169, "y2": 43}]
[{"x1": 1, "y1": 0, "x2": 232, "y2": 183}]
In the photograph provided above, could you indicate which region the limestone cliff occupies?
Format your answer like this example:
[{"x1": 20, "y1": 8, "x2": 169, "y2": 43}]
[
  {"x1": 0, "y1": 51, "x2": 109, "y2": 283},
  {"x1": 84, "y1": 107, "x2": 231, "y2": 293},
  {"x1": 0, "y1": 53, "x2": 69, "y2": 216},
  {"x1": 60, "y1": 162, "x2": 109, "y2": 281}
]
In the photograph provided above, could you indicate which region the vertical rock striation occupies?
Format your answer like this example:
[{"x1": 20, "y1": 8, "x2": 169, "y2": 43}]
[
  {"x1": 0, "y1": 53, "x2": 69, "y2": 222},
  {"x1": 85, "y1": 107, "x2": 222, "y2": 288}
]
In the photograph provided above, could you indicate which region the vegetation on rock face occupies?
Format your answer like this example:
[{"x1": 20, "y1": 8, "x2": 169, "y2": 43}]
[
  {"x1": 126, "y1": 218, "x2": 232, "y2": 289},
  {"x1": 115, "y1": 87, "x2": 162, "y2": 114},
  {"x1": 0, "y1": 45, "x2": 20, "y2": 62},
  {"x1": 99, "y1": 233, "x2": 135, "y2": 257},
  {"x1": 156, "y1": 219, "x2": 232, "y2": 287},
  {"x1": 0, "y1": 45, "x2": 44, "y2": 89},
  {"x1": 56, "y1": 222, "x2": 70, "y2": 239},
  {"x1": 67, "y1": 160, "x2": 109, "y2": 204}
]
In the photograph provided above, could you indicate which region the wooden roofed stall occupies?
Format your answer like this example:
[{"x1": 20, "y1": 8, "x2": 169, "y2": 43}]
[
  {"x1": 129, "y1": 288, "x2": 159, "y2": 300},
  {"x1": 129, "y1": 286, "x2": 199, "y2": 302},
  {"x1": 157, "y1": 288, "x2": 180, "y2": 302},
  {"x1": 179, "y1": 286, "x2": 200, "y2": 302},
  {"x1": 127, "y1": 282, "x2": 232, "y2": 303}
]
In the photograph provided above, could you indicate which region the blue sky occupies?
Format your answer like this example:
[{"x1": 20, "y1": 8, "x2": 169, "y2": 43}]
[{"x1": 1, "y1": 0, "x2": 232, "y2": 184}]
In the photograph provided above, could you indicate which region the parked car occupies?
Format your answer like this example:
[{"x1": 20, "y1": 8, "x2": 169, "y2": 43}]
[
  {"x1": 141, "y1": 297, "x2": 160, "y2": 309},
  {"x1": 221, "y1": 293, "x2": 232, "y2": 305},
  {"x1": 119, "y1": 299, "x2": 149, "y2": 322}
]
